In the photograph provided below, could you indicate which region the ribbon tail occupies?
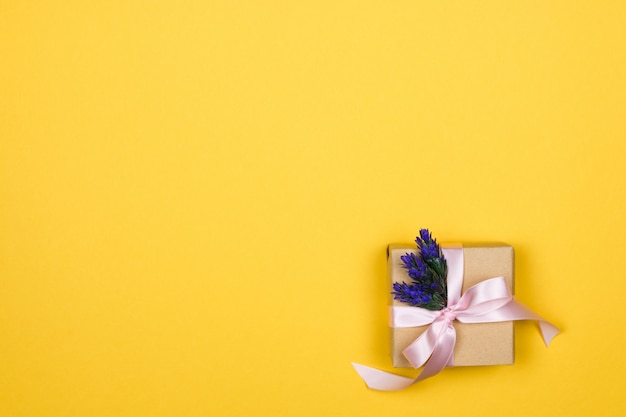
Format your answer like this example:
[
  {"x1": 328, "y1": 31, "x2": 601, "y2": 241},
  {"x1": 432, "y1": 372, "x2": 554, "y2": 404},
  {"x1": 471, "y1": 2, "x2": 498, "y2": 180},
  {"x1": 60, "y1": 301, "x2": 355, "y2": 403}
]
[
  {"x1": 501, "y1": 300, "x2": 560, "y2": 346},
  {"x1": 463, "y1": 299, "x2": 560, "y2": 346},
  {"x1": 415, "y1": 324, "x2": 456, "y2": 382},
  {"x1": 402, "y1": 320, "x2": 444, "y2": 369},
  {"x1": 538, "y1": 321, "x2": 560, "y2": 346},
  {"x1": 351, "y1": 363, "x2": 416, "y2": 391},
  {"x1": 351, "y1": 321, "x2": 457, "y2": 391}
]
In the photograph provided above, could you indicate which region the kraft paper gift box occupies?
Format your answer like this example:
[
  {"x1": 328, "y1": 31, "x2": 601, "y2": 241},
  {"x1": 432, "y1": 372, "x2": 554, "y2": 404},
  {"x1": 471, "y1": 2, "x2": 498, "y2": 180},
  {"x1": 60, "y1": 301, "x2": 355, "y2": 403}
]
[{"x1": 388, "y1": 243, "x2": 514, "y2": 368}]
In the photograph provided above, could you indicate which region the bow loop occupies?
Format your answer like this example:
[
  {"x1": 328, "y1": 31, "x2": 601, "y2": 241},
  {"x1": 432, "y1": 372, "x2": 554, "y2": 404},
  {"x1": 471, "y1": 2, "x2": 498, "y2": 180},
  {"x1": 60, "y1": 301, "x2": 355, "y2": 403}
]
[{"x1": 454, "y1": 276, "x2": 514, "y2": 320}]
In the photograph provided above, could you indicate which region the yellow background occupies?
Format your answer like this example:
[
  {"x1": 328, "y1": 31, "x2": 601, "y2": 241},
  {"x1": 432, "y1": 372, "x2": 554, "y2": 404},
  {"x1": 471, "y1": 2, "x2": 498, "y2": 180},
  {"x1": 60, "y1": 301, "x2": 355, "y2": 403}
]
[{"x1": 1, "y1": 1, "x2": 625, "y2": 416}]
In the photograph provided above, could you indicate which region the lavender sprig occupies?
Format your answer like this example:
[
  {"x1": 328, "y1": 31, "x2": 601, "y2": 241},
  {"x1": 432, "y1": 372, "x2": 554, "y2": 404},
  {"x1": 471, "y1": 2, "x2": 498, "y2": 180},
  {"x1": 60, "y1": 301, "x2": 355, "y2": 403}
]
[{"x1": 391, "y1": 228, "x2": 447, "y2": 311}]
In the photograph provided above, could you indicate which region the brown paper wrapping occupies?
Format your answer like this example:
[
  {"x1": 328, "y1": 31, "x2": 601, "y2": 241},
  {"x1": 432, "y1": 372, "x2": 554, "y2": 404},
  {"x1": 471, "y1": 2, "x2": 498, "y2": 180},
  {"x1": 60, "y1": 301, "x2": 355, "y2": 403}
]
[{"x1": 389, "y1": 243, "x2": 515, "y2": 368}]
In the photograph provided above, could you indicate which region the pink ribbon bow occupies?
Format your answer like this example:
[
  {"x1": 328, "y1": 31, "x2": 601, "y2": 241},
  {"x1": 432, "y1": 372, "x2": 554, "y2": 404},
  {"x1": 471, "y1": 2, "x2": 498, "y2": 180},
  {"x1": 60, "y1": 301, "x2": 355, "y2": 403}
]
[{"x1": 352, "y1": 246, "x2": 559, "y2": 391}]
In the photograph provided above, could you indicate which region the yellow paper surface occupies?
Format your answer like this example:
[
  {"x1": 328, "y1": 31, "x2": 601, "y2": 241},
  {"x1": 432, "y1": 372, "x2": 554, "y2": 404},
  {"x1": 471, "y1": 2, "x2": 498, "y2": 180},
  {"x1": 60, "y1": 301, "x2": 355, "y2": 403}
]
[{"x1": 1, "y1": 1, "x2": 625, "y2": 416}]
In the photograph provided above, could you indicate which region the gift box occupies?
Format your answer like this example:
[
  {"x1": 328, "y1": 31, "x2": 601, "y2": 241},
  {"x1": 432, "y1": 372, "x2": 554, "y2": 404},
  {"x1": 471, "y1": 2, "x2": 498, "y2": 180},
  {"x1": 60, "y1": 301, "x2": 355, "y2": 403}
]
[{"x1": 388, "y1": 242, "x2": 515, "y2": 368}]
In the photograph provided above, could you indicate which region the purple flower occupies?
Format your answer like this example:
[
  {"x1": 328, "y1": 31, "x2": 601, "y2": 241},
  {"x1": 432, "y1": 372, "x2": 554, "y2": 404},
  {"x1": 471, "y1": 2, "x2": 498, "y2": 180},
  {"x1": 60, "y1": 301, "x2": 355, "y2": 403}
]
[
  {"x1": 420, "y1": 243, "x2": 439, "y2": 259},
  {"x1": 415, "y1": 228, "x2": 441, "y2": 260},
  {"x1": 392, "y1": 282, "x2": 433, "y2": 306},
  {"x1": 392, "y1": 228, "x2": 448, "y2": 311},
  {"x1": 400, "y1": 253, "x2": 428, "y2": 280},
  {"x1": 400, "y1": 253, "x2": 418, "y2": 269}
]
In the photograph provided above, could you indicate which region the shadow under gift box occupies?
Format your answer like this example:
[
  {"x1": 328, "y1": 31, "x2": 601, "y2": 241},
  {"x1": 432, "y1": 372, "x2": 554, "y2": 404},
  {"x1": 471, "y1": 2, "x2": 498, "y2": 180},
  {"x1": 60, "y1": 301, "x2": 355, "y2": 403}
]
[{"x1": 388, "y1": 243, "x2": 515, "y2": 368}]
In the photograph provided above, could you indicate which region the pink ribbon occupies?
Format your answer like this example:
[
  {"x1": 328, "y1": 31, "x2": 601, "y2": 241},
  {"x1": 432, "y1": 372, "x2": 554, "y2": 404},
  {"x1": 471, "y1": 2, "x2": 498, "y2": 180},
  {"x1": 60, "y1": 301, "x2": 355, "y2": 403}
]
[{"x1": 352, "y1": 246, "x2": 559, "y2": 391}]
